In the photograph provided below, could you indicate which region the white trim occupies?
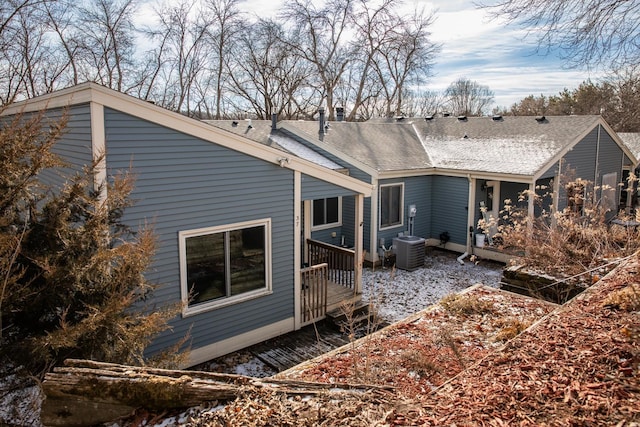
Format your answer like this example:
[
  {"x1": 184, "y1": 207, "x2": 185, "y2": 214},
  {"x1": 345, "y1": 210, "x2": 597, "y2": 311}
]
[
  {"x1": 354, "y1": 193, "x2": 364, "y2": 293},
  {"x1": 466, "y1": 176, "x2": 476, "y2": 252},
  {"x1": 90, "y1": 102, "x2": 107, "y2": 204},
  {"x1": 370, "y1": 177, "x2": 379, "y2": 263},
  {"x1": 379, "y1": 182, "x2": 405, "y2": 230},
  {"x1": 294, "y1": 171, "x2": 302, "y2": 330},
  {"x1": 178, "y1": 218, "x2": 272, "y2": 317},
  {"x1": 185, "y1": 317, "x2": 294, "y2": 367},
  {"x1": 2, "y1": 83, "x2": 372, "y2": 197},
  {"x1": 310, "y1": 196, "x2": 342, "y2": 231},
  {"x1": 485, "y1": 180, "x2": 501, "y2": 228}
]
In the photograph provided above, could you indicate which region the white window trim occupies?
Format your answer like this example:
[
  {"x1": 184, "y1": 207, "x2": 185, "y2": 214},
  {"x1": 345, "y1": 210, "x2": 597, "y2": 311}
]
[
  {"x1": 379, "y1": 183, "x2": 404, "y2": 230},
  {"x1": 179, "y1": 218, "x2": 272, "y2": 317},
  {"x1": 311, "y1": 197, "x2": 343, "y2": 231}
]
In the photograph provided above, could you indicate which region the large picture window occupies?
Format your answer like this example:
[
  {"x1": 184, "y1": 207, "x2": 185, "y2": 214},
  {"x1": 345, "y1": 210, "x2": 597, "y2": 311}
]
[
  {"x1": 380, "y1": 183, "x2": 403, "y2": 229},
  {"x1": 179, "y1": 219, "x2": 271, "y2": 315},
  {"x1": 312, "y1": 197, "x2": 341, "y2": 229}
]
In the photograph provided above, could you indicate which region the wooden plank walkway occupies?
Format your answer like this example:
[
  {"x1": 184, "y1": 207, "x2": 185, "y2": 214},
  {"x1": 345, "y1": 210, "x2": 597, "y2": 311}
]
[{"x1": 248, "y1": 322, "x2": 352, "y2": 372}]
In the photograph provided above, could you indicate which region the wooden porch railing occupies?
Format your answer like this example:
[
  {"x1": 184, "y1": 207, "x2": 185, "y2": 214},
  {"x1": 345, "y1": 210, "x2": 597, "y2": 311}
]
[
  {"x1": 300, "y1": 263, "x2": 328, "y2": 326},
  {"x1": 306, "y1": 238, "x2": 355, "y2": 290}
]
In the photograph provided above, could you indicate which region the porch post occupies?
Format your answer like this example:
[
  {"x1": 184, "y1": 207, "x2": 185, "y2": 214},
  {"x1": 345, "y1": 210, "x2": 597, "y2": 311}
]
[
  {"x1": 354, "y1": 193, "x2": 364, "y2": 294},
  {"x1": 466, "y1": 175, "x2": 475, "y2": 252},
  {"x1": 294, "y1": 171, "x2": 302, "y2": 330},
  {"x1": 369, "y1": 177, "x2": 379, "y2": 264}
]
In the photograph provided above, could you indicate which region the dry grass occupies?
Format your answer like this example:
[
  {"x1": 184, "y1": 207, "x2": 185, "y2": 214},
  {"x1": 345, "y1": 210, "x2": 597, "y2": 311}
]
[{"x1": 439, "y1": 293, "x2": 495, "y2": 315}]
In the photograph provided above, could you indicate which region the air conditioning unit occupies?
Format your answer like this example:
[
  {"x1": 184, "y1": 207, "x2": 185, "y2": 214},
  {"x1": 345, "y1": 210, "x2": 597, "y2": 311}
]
[{"x1": 393, "y1": 236, "x2": 425, "y2": 271}]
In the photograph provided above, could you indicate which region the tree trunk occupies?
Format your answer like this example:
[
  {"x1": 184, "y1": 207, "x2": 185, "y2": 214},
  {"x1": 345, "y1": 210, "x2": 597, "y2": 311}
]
[{"x1": 41, "y1": 359, "x2": 392, "y2": 427}]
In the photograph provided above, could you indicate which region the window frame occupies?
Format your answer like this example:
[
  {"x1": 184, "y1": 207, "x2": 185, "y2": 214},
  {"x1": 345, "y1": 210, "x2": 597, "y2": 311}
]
[
  {"x1": 379, "y1": 183, "x2": 404, "y2": 230},
  {"x1": 311, "y1": 196, "x2": 342, "y2": 231},
  {"x1": 179, "y1": 218, "x2": 272, "y2": 317}
]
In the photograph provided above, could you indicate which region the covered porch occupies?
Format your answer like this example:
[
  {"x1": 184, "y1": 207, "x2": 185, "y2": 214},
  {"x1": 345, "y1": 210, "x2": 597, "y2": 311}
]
[
  {"x1": 299, "y1": 239, "x2": 361, "y2": 326},
  {"x1": 467, "y1": 177, "x2": 539, "y2": 264}
]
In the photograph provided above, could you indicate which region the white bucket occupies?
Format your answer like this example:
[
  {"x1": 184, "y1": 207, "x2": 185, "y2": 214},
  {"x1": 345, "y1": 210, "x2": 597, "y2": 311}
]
[{"x1": 475, "y1": 233, "x2": 485, "y2": 248}]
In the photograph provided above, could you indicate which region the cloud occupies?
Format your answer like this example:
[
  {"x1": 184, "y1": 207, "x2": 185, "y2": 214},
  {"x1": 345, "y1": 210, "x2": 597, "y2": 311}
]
[{"x1": 409, "y1": 1, "x2": 604, "y2": 109}]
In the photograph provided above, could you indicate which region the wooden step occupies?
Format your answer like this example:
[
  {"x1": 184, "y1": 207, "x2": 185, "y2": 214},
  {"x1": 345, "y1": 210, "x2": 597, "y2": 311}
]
[{"x1": 326, "y1": 300, "x2": 370, "y2": 322}]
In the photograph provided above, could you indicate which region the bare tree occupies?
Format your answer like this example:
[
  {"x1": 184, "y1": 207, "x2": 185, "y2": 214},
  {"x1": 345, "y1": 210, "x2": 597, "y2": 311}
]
[
  {"x1": 374, "y1": 8, "x2": 439, "y2": 117},
  {"x1": 202, "y1": 0, "x2": 244, "y2": 119},
  {"x1": 0, "y1": 1, "x2": 48, "y2": 103},
  {"x1": 227, "y1": 19, "x2": 316, "y2": 119},
  {"x1": 340, "y1": 0, "x2": 394, "y2": 121},
  {"x1": 482, "y1": 0, "x2": 640, "y2": 69},
  {"x1": 280, "y1": 0, "x2": 355, "y2": 120},
  {"x1": 75, "y1": 0, "x2": 137, "y2": 92},
  {"x1": 402, "y1": 89, "x2": 446, "y2": 117},
  {"x1": 43, "y1": 0, "x2": 81, "y2": 87},
  {"x1": 445, "y1": 77, "x2": 494, "y2": 116},
  {"x1": 147, "y1": 0, "x2": 212, "y2": 114}
]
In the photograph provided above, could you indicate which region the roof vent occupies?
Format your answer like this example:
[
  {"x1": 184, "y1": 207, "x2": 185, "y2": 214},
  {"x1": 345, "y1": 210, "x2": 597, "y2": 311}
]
[
  {"x1": 424, "y1": 115, "x2": 434, "y2": 121},
  {"x1": 535, "y1": 115, "x2": 546, "y2": 122},
  {"x1": 395, "y1": 116, "x2": 405, "y2": 121},
  {"x1": 492, "y1": 114, "x2": 503, "y2": 121},
  {"x1": 443, "y1": 112, "x2": 451, "y2": 117},
  {"x1": 232, "y1": 120, "x2": 238, "y2": 127},
  {"x1": 463, "y1": 134, "x2": 469, "y2": 139},
  {"x1": 457, "y1": 115, "x2": 467, "y2": 121}
]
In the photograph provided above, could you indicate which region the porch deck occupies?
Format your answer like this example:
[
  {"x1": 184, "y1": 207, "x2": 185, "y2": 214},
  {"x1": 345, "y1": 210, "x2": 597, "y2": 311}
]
[{"x1": 326, "y1": 280, "x2": 360, "y2": 313}]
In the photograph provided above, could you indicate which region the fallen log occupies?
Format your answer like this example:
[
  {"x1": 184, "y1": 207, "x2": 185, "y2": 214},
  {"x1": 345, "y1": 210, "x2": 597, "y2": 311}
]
[{"x1": 41, "y1": 358, "x2": 393, "y2": 427}]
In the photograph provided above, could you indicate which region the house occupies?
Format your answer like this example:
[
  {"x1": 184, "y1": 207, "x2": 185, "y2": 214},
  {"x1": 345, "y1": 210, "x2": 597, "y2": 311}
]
[
  {"x1": 253, "y1": 113, "x2": 636, "y2": 264},
  {"x1": 617, "y1": 132, "x2": 640, "y2": 212},
  {"x1": 1, "y1": 83, "x2": 373, "y2": 367}
]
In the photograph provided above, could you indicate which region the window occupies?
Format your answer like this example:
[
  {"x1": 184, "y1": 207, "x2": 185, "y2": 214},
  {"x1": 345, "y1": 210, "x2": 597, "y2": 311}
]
[
  {"x1": 380, "y1": 183, "x2": 403, "y2": 229},
  {"x1": 312, "y1": 197, "x2": 341, "y2": 230},
  {"x1": 179, "y1": 219, "x2": 271, "y2": 315}
]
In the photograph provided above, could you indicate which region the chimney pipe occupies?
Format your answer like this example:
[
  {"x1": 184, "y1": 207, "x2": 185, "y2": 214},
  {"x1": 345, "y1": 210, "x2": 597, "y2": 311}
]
[
  {"x1": 336, "y1": 106, "x2": 344, "y2": 122},
  {"x1": 271, "y1": 113, "x2": 277, "y2": 130},
  {"x1": 318, "y1": 107, "x2": 325, "y2": 135}
]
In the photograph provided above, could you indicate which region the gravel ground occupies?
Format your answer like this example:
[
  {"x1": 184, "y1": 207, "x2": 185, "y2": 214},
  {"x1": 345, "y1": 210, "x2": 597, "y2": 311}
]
[
  {"x1": 363, "y1": 248, "x2": 503, "y2": 323},
  {"x1": 201, "y1": 248, "x2": 504, "y2": 377}
]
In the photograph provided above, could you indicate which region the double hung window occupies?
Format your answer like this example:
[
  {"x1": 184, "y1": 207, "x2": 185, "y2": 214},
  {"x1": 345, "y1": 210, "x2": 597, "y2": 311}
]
[
  {"x1": 312, "y1": 197, "x2": 341, "y2": 230},
  {"x1": 380, "y1": 184, "x2": 403, "y2": 229}
]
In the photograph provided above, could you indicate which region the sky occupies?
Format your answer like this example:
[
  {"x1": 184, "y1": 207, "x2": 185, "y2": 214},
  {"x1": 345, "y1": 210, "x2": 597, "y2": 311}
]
[
  {"x1": 417, "y1": 0, "x2": 602, "y2": 109},
  {"x1": 136, "y1": 0, "x2": 603, "y2": 111},
  {"x1": 250, "y1": 0, "x2": 603, "y2": 109}
]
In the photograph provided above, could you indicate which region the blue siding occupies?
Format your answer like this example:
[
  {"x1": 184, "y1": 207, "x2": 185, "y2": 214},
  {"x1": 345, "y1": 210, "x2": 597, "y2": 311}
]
[
  {"x1": 376, "y1": 176, "x2": 431, "y2": 249},
  {"x1": 563, "y1": 128, "x2": 598, "y2": 179},
  {"x1": 103, "y1": 108, "x2": 295, "y2": 355},
  {"x1": 596, "y1": 127, "x2": 624, "y2": 205},
  {"x1": 30, "y1": 104, "x2": 93, "y2": 189},
  {"x1": 430, "y1": 176, "x2": 469, "y2": 245},
  {"x1": 301, "y1": 174, "x2": 358, "y2": 199},
  {"x1": 560, "y1": 126, "x2": 626, "y2": 210}
]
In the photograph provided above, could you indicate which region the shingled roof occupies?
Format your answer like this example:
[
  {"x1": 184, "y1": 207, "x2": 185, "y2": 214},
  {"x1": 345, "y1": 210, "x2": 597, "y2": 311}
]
[
  {"x1": 413, "y1": 115, "x2": 603, "y2": 176},
  {"x1": 618, "y1": 132, "x2": 640, "y2": 163},
  {"x1": 204, "y1": 119, "x2": 345, "y2": 171},
  {"x1": 207, "y1": 115, "x2": 618, "y2": 178},
  {"x1": 281, "y1": 121, "x2": 433, "y2": 172}
]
